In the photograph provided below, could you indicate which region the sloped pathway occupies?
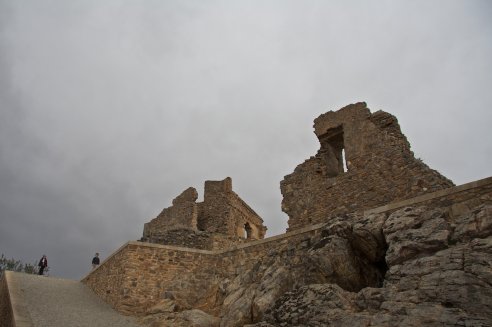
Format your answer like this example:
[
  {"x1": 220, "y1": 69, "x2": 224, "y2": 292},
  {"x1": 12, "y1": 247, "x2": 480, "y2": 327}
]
[{"x1": 7, "y1": 272, "x2": 140, "y2": 327}]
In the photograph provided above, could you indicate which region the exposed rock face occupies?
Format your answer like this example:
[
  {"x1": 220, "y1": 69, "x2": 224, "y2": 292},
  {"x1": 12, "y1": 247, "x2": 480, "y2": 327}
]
[
  {"x1": 134, "y1": 202, "x2": 491, "y2": 327},
  {"x1": 140, "y1": 308, "x2": 221, "y2": 327},
  {"x1": 143, "y1": 187, "x2": 199, "y2": 234},
  {"x1": 247, "y1": 204, "x2": 492, "y2": 326},
  {"x1": 218, "y1": 219, "x2": 388, "y2": 326}
]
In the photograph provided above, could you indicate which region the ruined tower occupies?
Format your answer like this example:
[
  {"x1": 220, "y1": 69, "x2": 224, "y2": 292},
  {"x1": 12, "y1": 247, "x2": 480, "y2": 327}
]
[
  {"x1": 281, "y1": 102, "x2": 454, "y2": 230},
  {"x1": 142, "y1": 177, "x2": 267, "y2": 249}
]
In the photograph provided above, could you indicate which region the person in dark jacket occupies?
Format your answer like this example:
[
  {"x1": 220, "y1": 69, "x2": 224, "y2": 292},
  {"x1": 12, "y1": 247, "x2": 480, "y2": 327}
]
[
  {"x1": 92, "y1": 253, "x2": 100, "y2": 269},
  {"x1": 38, "y1": 255, "x2": 48, "y2": 275}
]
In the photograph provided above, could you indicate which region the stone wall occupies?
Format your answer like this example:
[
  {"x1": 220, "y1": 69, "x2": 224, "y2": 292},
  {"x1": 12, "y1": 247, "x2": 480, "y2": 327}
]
[
  {"x1": 365, "y1": 176, "x2": 492, "y2": 217},
  {"x1": 83, "y1": 225, "x2": 325, "y2": 316},
  {"x1": 83, "y1": 178, "x2": 492, "y2": 321},
  {"x1": 81, "y1": 102, "x2": 490, "y2": 326},
  {"x1": 0, "y1": 273, "x2": 13, "y2": 327},
  {"x1": 281, "y1": 102, "x2": 454, "y2": 231},
  {"x1": 140, "y1": 228, "x2": 249, "y2": 251},
  {"x1": 83, "y1": 176, "x2": 492, "y2": 324},
  {"x1": 143, "y1": 177, "x2": 267, "y2": 248},
  {"x1": 83, "y1": 242, "x2": 221, "y2": 316},
  {"x1": 197, "y1": 178, "x2": 234, "y2": 235},
  {"x1": 143, "y1": 187, "x2": 199, "y2": 239},
  {"x1": 83, "y1": 243, "x2": 133, "y2": 312},
  {"x1": 218, "y1": 224, "x2": 323, "y2": 277},
  {"x1": 198, "y1": 178, "x2": 267, "y2": 239},
  {"x1": 228, "y1": 192, "x2": 267, "y2": 239}
]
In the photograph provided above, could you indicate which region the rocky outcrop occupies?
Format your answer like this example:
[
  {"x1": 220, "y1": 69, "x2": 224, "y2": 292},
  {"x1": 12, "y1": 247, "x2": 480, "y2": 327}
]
[
  {"x1": 134, "y1": 201, "x2": 491, "y2": 326},
  {"x1": 140, "y1": 308, "x2": 221, "y2": 327},
  {"x1": 217, "y1": 219, "x2": 388, "y2": 327},
  {"x1": 247, "y1": 204, "x2": 492, "y2": 326}
]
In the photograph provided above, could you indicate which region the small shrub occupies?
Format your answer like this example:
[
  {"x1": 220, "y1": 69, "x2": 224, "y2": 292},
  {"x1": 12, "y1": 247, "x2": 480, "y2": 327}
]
[{"x1": 0, "y1": 254, "x2": 39, "y2": 276}]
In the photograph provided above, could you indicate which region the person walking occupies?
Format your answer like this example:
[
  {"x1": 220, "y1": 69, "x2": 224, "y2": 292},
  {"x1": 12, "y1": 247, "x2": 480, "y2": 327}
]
[
  {"x1": 38, "y1": 255, "x2": 48, "y2": 275},
  {"x1": 92, "y1": 253, "x2": 100, "y2": 269}
]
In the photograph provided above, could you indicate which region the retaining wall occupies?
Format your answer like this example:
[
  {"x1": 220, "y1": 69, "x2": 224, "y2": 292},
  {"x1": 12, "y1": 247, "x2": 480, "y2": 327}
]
[
  {"x1": 82, "y1": 176, "x2": 492, "y2": 316},
  {"x1": 0, "y1": 272, "x2": 14, "y2": 327},
  {"x1": 0, "y1": 271, "x2": 34, "y2": 327}
]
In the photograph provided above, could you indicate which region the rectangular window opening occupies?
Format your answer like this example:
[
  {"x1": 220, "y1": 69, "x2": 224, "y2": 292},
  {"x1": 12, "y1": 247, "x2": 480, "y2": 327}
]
[
  {"x1": 319, "y1": 125, "x2": 347, "y2": 177},
  {"x1": 342, "y1": 148, "x2": 348, "y2": 173}
]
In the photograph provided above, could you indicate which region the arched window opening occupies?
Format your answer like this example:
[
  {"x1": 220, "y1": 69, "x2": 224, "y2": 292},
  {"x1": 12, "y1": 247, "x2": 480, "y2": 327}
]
[{"x1": 244, "y1": 223, "x2": 252, "y2": 239}]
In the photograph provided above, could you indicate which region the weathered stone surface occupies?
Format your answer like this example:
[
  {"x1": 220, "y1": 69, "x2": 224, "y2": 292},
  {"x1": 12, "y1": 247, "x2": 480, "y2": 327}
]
[
  {"x1": 262, "y1": 284, "x2": 360, "y2": 326},
  {"x1": 142, "y1": 177, "x2": 267, "y2": 248},
  {"x1": 81, "y1": 104, "x2": 492, "y2": 327},
  {"x1": 172, "y1": 187, "x2": 198, "y2": 204},
  {"x1": 140, "y1": 228, "x2": 250, "y2": 251},
  {"x1": 146, "y1": 299, "x2": 176, "y2": 314},
  {"x1": 250, "y1": 204, "x2": 492, "y2": 326},
  {"x1": 383, "y1": 206, "x2": 450, "y2": 265},
  {"x1": 140, "y1": 309, "x2": 221, "y2": 327},
  {"x1": 179, "y1": 309, "x2": 221, "y2": 327},
  {"x1": 143, "y1": 187, "x2": 199, "y2": 234},
  {"x1": 452, "y1": 204, "x2": 492, "y2": 242},
  {"x1": 216, "y1": 220, "x2": 386, "y2": 326},
  {"x1": 84, "y1": 181, "x2": 492, "y2": 326},
  {"x1": 281, "y1": 102, "x2": 454, "y2": 231}
]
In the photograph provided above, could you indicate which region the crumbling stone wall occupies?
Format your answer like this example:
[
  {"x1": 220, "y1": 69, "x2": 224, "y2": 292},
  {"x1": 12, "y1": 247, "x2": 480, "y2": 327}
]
[
  {"x1": 197, "y1": 178, "x2": 267, "y2": 239},
  {"x1": 83, "y1": 177, "x2": 491, "y2": 325},
  {"x1": 142, "y1": 178, "x2": 267, "y2": 249},
  {"x1": 197, "y1": 178, "x2": 234, "y2": 235},
  {"x1": 143, "y1": 187, "x2": 198, "y2": 239},
  {"x1": 82, "y1": 102, "x2": 490, "y2": 326},
  {"x1": 281, "y1": 102, "x2": 454, "y2": 231}
]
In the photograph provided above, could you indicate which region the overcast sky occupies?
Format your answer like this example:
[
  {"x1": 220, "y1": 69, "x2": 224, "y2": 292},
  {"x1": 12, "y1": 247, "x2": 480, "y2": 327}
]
[{"x1": 1, "y1": 0, "x2": 491, "y2": 279}]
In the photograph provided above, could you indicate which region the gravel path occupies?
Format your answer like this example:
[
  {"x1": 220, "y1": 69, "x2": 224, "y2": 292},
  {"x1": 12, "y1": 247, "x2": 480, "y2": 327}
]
[{"x1": 9, "y1": 272, "x2": 140, "y2": 327}]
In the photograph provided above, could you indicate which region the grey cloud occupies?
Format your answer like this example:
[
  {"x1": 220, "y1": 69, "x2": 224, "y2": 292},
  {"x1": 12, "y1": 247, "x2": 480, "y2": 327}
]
[{"x1": 0, "y1": 0, "x2": 490, "y2": 279}]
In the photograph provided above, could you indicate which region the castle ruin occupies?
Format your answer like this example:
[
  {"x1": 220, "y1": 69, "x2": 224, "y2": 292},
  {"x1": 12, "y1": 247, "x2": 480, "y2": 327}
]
[
  {"x1": 141, "y1": 177, "x2": 267, "y2": 250},
  {"x1": 281, "y1": 102, "x2": 454, "y2": 230},
  {"x1": 10, "y1": 102, "x2": 486, "y2": 327}
]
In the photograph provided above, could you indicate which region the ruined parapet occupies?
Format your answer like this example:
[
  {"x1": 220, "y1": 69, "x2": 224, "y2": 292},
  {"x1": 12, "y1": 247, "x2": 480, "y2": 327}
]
[
  {"x1": 197, "y1": 178, "x2": 233, "y2": 234},
  {"x1": 142, "y1": 177, "x2": 267, "y2": 249},
  {"x1": 281, "y1": 102, "x2": 454, "y2": 231},
  {"x1": 198, "y1": 177, "x2": 267, "y2": 240},
  {"x1": 142, "y1": 187, "x2": 198, "y2": 241}
]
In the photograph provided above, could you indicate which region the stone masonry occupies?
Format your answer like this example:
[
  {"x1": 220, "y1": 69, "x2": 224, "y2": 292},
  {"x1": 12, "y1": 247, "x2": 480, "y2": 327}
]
[
  {"x1": 83, "y1": 177, "x2": 492, "y2": 326},
  {"x1": 281, "y1": 102, "x2": 454, "y2": 231},
  {"x1": 80, "y1": 103, "x2": 491, "y2": 326},
  {"x1": 142, "y1": 177, "x2": 267, "y2": 250}
]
